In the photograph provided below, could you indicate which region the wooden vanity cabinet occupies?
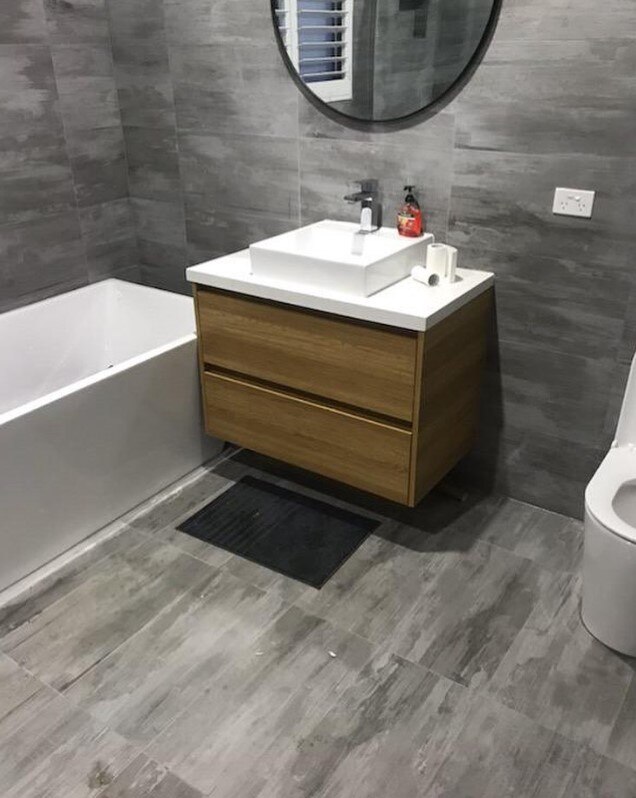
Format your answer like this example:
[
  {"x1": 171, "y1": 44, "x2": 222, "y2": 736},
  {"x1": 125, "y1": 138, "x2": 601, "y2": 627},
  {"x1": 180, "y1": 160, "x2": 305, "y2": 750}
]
[{"x1": 193, "y1": 286, "x2": 492, "y2": 507}]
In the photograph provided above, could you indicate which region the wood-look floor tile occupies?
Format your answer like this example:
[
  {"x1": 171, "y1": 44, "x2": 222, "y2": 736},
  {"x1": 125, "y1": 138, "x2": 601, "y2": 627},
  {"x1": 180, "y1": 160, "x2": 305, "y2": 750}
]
[
  {"x1": 597, "y1": 661, "x2": 636, "y2": 770},
  {"x1": 147, "y1": 605, "x2": 375, "y2": 796},
  {"x1": 65, "y1": 569, "x2": 288, "y2": 743},
  {"x1": 388, "y1": 536, "x2": 552, "y2": 688},
  {"x1": 295, "y1": 533, "x2": 431, "y2": 644},
  {"x1": 0, "y1": 654, "x2": 58, "y2": 736},
  {"x1": 476, "y1": 498, "x2": 584, "y2": 574},
  {"x1": 0, "y1": 688, "x2": 137, "y2": 798},
  {"x1": 0, "y1": 527, "x2": 139, "y2": 642},
  {"x1": 127, "y1": 469, "x2": 234, "y2": 536},
  {"x1": 254, "y1": 650, "x2": 471, "y2": 798},
  {"x1": 1, "y1": 537, "x2": 213, "y2": 691},
  {"x1": 562, "y1": 747, "x2": 636, "y2": 798},
  {"x1": 426, "y1": 692, "x2": 583, "y2": 798},
  {"x1": 489, "y1": 575, "x2": 633, "y2": 753},
  {"x1": 96, "y1": 753, "x2": 203, "y2": 798}
]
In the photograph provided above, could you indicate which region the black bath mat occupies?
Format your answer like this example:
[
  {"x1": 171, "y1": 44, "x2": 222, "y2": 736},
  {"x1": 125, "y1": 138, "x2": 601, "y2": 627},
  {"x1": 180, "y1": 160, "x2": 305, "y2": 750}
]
[{"x1": 177, "y1": 475, "x2": 379, "y2": 588}]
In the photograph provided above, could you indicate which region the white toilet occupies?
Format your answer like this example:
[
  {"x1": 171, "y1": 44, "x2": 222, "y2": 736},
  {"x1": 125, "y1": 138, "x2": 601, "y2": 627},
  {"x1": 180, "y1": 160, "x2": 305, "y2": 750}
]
[{"x1": 583, "y1": 354, "x2": 636, "y2": 656}]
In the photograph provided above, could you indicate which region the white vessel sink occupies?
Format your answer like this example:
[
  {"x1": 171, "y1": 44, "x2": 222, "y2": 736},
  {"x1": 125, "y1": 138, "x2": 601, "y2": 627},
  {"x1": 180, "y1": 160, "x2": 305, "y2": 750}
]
[{"x1": 249, "y1": 219, "x2": 432, "y2": 298}]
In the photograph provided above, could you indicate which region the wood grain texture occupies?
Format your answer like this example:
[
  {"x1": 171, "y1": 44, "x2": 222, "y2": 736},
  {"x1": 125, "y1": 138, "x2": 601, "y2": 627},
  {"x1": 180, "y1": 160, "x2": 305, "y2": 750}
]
[
  {"x1": 197, "y1": 287, "x2": 418, "y2": 421},
  {"x1": 202, "y1": 371, "x2": 412, "y2": 503},
  {"x1": 409, "y1": 289, "x2": 493, "y2": 505}
]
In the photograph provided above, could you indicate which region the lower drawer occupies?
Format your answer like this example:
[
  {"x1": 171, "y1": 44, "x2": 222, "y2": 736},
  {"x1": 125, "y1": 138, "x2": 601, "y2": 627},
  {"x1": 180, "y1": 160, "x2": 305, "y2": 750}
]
[{"x1": 203, "y1": 371, "x2": 412, "y2": 503}]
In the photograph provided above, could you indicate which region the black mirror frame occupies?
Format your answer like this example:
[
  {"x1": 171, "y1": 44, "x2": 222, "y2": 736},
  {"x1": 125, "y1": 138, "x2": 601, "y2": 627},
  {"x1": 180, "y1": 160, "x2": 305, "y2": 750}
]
[{"x1": 270, "y1": 0, "x2": 504, "y2": 132}]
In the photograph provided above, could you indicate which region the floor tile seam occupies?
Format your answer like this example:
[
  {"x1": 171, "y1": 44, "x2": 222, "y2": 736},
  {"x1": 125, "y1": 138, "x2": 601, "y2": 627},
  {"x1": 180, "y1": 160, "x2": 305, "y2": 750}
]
[
  {"x1": 52, "y1": 561, "x2": 222, "y2": 701},
  {"x1": 0, "y1": 524, "x2": 147, "y2": 645},
  {"x1": 0, "y1": 651, "x2": 140, "y2": 774},
  {"x1": 481, "y1": 679, "x2": 636, "y2": 772},
  {"x1": 132, "y1": 477, "x2": 240, "y2": 542},
  {"x1": 133, "y1": 603, "x2": 384, "y2": 769}
]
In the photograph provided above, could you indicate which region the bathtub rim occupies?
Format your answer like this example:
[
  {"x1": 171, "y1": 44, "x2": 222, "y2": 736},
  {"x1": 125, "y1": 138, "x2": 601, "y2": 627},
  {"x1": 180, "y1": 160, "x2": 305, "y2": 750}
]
[{"x1": 0, "y1": 279, "x2": 197, "y2": 426}]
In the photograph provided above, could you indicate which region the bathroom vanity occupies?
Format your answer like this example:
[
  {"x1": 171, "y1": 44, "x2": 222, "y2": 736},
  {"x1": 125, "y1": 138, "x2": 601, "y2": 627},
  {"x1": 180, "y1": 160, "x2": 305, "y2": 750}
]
[{"x1": 188, "y1": 221, "x2": 494, "y2": 507}]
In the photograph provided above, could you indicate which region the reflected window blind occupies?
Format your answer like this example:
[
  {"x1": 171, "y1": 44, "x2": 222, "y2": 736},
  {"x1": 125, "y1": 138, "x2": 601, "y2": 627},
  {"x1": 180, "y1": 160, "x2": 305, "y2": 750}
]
[{"x1": 275, "y1": 0, "x2": 353, "y2": 102}]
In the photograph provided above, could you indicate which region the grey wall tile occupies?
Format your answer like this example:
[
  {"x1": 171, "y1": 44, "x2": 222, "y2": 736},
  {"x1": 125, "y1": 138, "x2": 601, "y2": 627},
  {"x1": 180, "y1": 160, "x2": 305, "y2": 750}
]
[
  {"x1": 44, "y1": 0, "x2": 111, "y2": 44},
  {"x1": 65, "y1": 126, "x2": 129, "y2": 207},
  {"x1": 495, "y1": 0, "x2": 636, "y2": 44},
  {"x1": 0, "y1": 7, "x2": 134, "y2": 312},
  {"x1": 185, "y1": 200, "x2": 299, "y2": 266},
  {"x1": 179, "y1": 133, "x2": 301, "y2": 223},
  {"x1": 0, "y1": 44, "x2": 61, "y2": 134},
  {"x1": 463, "y1": 249, "x2": 629, "y2": 361},
  {"x1": 0, "y1": 0, "x2": 47, "y2": 44},
  {"x1": 453, "y1": 38, "x2": 636, "y2": 158},
  {"x1": 132, "y1": 198, "x2": 188, "y2": 292},
  {"x1": 79, "y1": 198, "x2": 138, "y2": 279},
  {"x1": 0, "y1": 129, "x2": 76, "y2": 225},
  {"x1": 125, "y1": 126, "x2": 181, "y2": 202},
  {"x1": 111, "y1": 39, "x2": 176, "y2": 130},
  {"x1": 449, "y1": 149, "x2": 636, "y2": 270},
  {"x1": 56, "y1": 75, "x2": 121, "y2": 130},
  {"x1": 0, "y1": 212, "x2": 88, "y2": 311},
  {"x1": 169, "y1": 43, "x2": 298, "y2": 138},
  {"x1": 50, "y1": 41, "x2": 114, "y2": 78},
  {"x1": 107, "y1": 0, "x2": 167, "y2": 41}
]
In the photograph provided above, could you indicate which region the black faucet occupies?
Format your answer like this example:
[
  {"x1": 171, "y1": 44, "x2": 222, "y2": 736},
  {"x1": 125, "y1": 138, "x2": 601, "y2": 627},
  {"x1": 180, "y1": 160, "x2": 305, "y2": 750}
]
[{"x1": 343, "y1": 179, "x2": 381, "y2": 232}]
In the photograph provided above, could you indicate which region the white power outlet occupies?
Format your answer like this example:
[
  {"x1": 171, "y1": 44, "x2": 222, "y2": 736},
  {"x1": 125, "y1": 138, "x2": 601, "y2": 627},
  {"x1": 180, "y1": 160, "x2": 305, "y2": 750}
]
[{"x1": 552, "y1": 187, "x2": 595, "y2": 218}]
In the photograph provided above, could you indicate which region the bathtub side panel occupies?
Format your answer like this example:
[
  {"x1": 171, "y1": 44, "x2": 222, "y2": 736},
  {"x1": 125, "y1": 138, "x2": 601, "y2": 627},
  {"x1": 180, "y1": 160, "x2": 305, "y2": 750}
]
[{"x1": 0, "y1": 340, "x2": 221, "y2": 592}]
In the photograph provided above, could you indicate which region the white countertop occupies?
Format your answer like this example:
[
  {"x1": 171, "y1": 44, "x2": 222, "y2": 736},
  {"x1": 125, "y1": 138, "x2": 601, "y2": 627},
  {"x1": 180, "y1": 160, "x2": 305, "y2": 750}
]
[{"x1": 186, "y1": 249, "x2": 494, "y2": 332}]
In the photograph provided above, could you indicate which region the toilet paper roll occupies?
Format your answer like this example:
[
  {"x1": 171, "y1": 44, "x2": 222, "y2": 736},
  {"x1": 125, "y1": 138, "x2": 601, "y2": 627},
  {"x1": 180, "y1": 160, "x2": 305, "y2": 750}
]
[
  {"x1": 426, "y1": 243, "x2": 458, "y2": 283},
  {"x1": 411, "y1": 265, "x2": 440, "y2": 286}
]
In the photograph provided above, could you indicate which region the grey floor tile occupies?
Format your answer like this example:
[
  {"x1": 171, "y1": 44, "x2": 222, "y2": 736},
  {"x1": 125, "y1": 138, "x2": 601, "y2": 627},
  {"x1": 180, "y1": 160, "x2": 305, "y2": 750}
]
[
  {"x1": 153, "y1": 525, "x2": 235, "y2": 569},
  {"x1": 295, "y1": 533, "x2": 428, "y2": 645},
  {"x1": 604, "y1": 666, "x2": 636, "y2": 770},
  {"x1": 489, "y1": 575, "x2": 633, "y2": 754},
  {"x1": 427, "y1": 692, "x2": 584, "y2": 798},
  {"x1": 65, "y1": 569, "x2": 287, "y2": 743},
  {"x1": 0, "y1": 527, "x2": 137, "y2": 641},
  {"x1": 388, "y1": 536, "x2": 553, "y2": 688},
  {"x1": 147, "y1": 605, "x2": 375, "y2": 795},
  {"x1": 222, "y1": 554, "x2": 312, "y2": 605},
  {"x1": 96, "y1": 754, "x2": 203, "y2": 798},
  {"x1": 255, "y1": 650, "x2": 472, "y2": 798},
  {"x1": 0, "y1": 688, "x2": 137, "y2": 798},
  {"x1": 0, "y1": 654, "x2": 57, "y2": 736},
  {"x1": 127, "y1": 468, "x2": 235, "y2": 535},
  {"x1": 475, "y1": 497, "x2": 584, "y2": 574},
  {"x1": 562, "y1": 747, "x2": 636, "y2": 798},
  {"x1": 1, "y1": 535, "x2": 213, "y2": 692}
]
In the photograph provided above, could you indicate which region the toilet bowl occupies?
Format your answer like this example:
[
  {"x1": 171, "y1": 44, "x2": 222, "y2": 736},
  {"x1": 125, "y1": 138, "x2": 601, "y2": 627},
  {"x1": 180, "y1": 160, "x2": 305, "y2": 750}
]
[{"x1": 582, "y1": 355, "x2": 636, "y2": 656}]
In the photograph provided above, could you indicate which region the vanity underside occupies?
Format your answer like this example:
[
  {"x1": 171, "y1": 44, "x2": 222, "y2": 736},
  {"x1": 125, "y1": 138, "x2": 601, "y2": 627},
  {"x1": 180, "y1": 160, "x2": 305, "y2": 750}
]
[{"x1": 194, "y1": 286, "x2": 492, "y2": 507}]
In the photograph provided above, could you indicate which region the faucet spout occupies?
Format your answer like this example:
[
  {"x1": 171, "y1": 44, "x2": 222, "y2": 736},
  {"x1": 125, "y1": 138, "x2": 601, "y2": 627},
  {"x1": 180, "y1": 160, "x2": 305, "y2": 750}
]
[{"x1": 343, "y1": 179, "x2": 381, "y2": 232}]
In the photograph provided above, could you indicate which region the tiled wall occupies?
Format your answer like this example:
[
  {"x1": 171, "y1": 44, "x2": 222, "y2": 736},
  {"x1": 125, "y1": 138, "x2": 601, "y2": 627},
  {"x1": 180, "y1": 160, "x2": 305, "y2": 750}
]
[
  {"x1": 0, "y1": 0, "x2": 138, "y2": 313},
  {"x1": 106, "y1": 0, "x2": 636, "y2": 517},
  {"x1": 4, "y1": 0, "x2": 634, "y2": 518}
]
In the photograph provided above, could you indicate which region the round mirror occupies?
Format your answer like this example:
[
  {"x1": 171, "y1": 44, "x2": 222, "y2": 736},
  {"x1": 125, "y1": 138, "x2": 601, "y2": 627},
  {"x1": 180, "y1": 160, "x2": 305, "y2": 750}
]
[{"x1": 272, "y1": 0, "x2": 502, "y2": 126}]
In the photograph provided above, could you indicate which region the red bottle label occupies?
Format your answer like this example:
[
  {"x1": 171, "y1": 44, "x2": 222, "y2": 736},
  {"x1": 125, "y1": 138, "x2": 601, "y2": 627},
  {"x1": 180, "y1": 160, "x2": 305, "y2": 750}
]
[{"x1": 397, "y1": 208, "x2": 424, "y2": 237}]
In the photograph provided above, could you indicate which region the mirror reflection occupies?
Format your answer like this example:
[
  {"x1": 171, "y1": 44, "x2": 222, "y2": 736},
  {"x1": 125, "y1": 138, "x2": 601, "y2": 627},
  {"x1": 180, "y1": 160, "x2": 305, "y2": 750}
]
[{"x1": 273, "y1": 0, "x2": 497, "y2": 122}]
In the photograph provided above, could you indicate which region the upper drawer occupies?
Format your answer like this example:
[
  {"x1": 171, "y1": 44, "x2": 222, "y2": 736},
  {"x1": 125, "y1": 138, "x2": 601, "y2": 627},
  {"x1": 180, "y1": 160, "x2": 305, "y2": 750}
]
[{"x1": 196, "y1": 288, "x2": 418, "y2": 422}]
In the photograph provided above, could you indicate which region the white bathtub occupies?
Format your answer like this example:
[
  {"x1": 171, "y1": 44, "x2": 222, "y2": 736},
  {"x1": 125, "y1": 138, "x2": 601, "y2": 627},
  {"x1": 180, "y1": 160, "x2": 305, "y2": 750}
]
[{"x1": 0, "y1": 279, "x2": 221, "y2": 592}]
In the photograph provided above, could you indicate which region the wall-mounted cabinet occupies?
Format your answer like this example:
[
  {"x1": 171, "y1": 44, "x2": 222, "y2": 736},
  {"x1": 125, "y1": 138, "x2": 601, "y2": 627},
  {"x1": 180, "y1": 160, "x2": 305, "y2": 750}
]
[{"x1": 193, "y1": 286, "x2": 492, "y2": 506}]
